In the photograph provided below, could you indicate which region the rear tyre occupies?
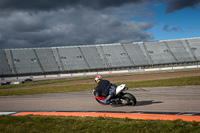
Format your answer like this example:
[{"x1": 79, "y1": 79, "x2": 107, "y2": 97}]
[{"x1": 121, "y1": 93, "x2": 137, "y2": 106}]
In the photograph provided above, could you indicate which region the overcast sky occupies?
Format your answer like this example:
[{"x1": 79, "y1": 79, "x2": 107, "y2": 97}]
[{"x1": 0, "y1": 0, "x2": 200, "y2": 49}]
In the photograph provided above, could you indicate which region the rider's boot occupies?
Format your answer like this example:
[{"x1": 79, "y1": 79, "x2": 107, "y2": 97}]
[{"x1": 110, "y1": 99, "x2": 117, "y2": 104}]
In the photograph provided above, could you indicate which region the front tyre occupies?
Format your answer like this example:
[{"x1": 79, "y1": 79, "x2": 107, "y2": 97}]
[
  {"x1": 121, "y1": 93, "x2": 137, "y2": 106},
  {"x1": 93, "y1": 90, "x2": 105, "y2": 105},
  {"x1": 95, "y1": 98, "x2": 105, "y2": 105}
]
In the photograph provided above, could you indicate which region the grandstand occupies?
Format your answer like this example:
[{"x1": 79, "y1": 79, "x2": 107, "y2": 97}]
[{"x1": 0, "y1": 37, "x2": 200, "y2": 77}]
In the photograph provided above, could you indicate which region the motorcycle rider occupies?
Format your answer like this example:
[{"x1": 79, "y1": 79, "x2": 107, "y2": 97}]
[{"x1": 94, "y1": 75, "x2": 117, "y2": 104}]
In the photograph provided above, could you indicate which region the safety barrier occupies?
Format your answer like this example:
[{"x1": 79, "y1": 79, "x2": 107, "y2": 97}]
[{"x1": 1, "y1": 65, "x2": 199, "y2": 82}]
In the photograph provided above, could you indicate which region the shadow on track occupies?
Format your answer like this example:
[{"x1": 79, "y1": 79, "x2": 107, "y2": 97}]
[
  {"x1": 110, "y1": 100, "x2": 162, "y2": 107},
  {"x1": 136, "y1": 100, "x2": 162, "y2": 106}
]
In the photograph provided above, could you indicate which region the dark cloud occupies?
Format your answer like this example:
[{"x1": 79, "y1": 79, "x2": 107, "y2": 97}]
[
  {"x1": 0, "y1": 0, "x2": 158, "y2": 49},
  {"x1": 0, "y1": 6, "x2": 155, "y2": 49},
  {"x1": 0, "y1": 0, "x2": 199, "y2": 49},
  {"x1": 0, "y1": 0, "x2": 152, "y2": 11},
  {"x1": 163, "y1": 25, "x2": 183, "y2": 32},
  {"x1": 165, "y1": 0, "x2": 200, "y2": 13}
]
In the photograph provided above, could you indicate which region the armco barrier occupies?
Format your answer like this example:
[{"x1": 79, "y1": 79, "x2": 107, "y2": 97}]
[{"x1": 1, "y1": 65, "x2": 199, "y2": 81}]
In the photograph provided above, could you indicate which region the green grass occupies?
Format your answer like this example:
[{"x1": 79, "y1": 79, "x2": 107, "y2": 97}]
[
  {"x1": 0, "y1": 84, "x2": 94, "y2": 96},
  {"x1": 0, "y1": 77, "x2": 93, "y2": 89},
  {"x1": 1, "y1": 74, "x2": 200, "y2": 132},
  {"x1": 0, "y1": 115, "x2": 200, "y2": 133},
  {"x1": 0, "y1": 76, "x2": 200, "y2": 97},
  {"x1": 119, "y1": 75, "x2": 200, "y2": 88},
  {"x1": 1, "y1": 69, "x2": 199, "y2": 90}
]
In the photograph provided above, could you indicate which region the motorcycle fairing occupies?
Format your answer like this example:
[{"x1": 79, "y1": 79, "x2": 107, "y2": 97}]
[
  {"x1": 116, "y1": 84, "x2": 126, "y2": 95},
  {"x1": 94, "y1": 95, "x2": 105, "y2": 101}
]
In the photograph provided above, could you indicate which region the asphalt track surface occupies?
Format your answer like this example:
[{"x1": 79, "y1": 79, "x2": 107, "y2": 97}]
[{"x1": 0, "y1": 86, "x2": 200, "y2": 113}]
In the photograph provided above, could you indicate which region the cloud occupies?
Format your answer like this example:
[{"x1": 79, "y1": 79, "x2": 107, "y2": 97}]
[
  {"x1": 163, "y1": 25, "x2": 183, "y2": 32},
  {"x1": 0, "y1": 5, "x2": 155, "y2": 49},
  {"x1": 1, "y1": 0, "x2": 199, "y2": 49},
  {"x1": 0, "y1": 0, "x2": 153, "y2": 11},
  {"x1": 186, "y1": 26, "x2": 200, "y2": 30},
  {"x1": 164, "y1": 0, "x2": 200, "y2": 13}
]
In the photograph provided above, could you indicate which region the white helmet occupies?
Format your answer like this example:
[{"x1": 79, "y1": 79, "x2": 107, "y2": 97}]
[{"x1": 95, "y1": 75, "x2": 102, "y2": 83}]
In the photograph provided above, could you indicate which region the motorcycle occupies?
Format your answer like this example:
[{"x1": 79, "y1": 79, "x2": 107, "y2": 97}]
[{"x1": 93, "y1": 84, "x2": 137, "y2": 106}]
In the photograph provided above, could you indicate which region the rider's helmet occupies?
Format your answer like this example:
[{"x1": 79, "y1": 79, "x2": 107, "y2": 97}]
[{"x1": 95, "y1": 75, "x2": 102, "y2": 83}]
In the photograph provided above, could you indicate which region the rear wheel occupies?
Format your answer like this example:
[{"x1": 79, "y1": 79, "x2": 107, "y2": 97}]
[{"x1": 120, "y1": 93, "x2": 137, "y2": 106}]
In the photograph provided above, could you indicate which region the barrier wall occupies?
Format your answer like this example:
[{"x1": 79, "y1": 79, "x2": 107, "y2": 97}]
[{"x1": 1, "y1": 65, "x2": 199, "y2": 81}]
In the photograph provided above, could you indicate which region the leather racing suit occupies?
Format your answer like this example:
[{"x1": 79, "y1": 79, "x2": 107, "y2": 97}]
[{"x1": 94, "y1": 79, "x2": 116, "y2": 104}]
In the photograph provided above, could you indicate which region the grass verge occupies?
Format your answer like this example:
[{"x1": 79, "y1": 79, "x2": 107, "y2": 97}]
[
  {"x1": 0, "y1": 115, "x2": 200, "y2": 133},
  {"x1": 1, "y1": 69, "x2": 199, "y2": 90},
  {"x1": 0, "y1": 76, "x2": 200, "y2": 97},
  {"x1": 0, "y1": 84, "x2": 93, "y2": 96},
  {"x1": 0, "y1": 77, "x2": 93, "y2": 89},
  {"x1": 119, "y1": 75, "x2": 200, "y2": 88}
]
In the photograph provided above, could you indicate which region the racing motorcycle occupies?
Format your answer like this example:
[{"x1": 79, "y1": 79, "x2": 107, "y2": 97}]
[{"x1": 93, "y1": 84, "x2": 137, "y2": 106}]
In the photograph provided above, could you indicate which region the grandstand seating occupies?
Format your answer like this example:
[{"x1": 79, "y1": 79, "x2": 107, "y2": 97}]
[
  {"x1": 187, "y1": 39, "x2": 200, "y2": 61},
  {"x1": 11, "y1": 49, "x2": 43, "y2": 74},
  {"x1": 165, "y1": 40, "x2": 195, "y2": 62},
  {"x1": 0, "y1": 50, "x2": 12, "y2": 75},
  {"x1": 144, "y1": 41, "x2": 177, "y2": 64},
  {"x1": 35, "y1": 48, "x2": 60, "y2": 72},
  {"x1": 0, "y1": 37, "x2": 199, "y2": 76},
  {"x1": 51, "y1": 48, "x2": 64, "y2": 71},
  {"x1": 101, "y1": 44, "x2": 133, "y2": 68},
  {"x1": 57, "y1": 47, "x2": 89, "y2": 71},
  {"x1": 80, "y1": 46, "x2": 107, "y2": 69},
  {"x1": 4, "y1": 50, "x2": 16, "y2": 75},
  {"x1": 123, "y1": 43, "x2": 150, "y2": 66}
]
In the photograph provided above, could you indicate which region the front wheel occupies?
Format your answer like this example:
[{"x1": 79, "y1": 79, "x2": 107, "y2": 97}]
[
  {"x1": 93, "y1": 90, "x2": 105, "y2": 105},
  {"x1": 120, "y1": 93, "x2": 137, "y2": 106},
  {"x1": 95, "y1": 98, "x2": 105, "y2": 105}
]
